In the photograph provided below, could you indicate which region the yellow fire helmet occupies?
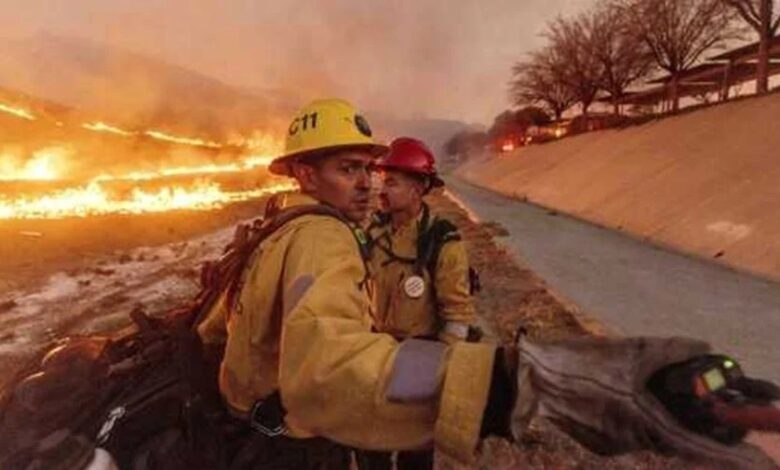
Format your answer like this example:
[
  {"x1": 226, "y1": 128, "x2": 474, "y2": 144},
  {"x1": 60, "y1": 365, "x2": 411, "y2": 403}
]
[{"x1": 269, "y1": 98, "x2": 389, "y2": 176}]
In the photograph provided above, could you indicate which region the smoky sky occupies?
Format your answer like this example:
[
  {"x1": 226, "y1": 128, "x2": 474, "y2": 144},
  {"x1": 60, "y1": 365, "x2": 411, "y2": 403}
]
[{"x1": 1, "y1": 0, "x2": 594, "y2": 123}]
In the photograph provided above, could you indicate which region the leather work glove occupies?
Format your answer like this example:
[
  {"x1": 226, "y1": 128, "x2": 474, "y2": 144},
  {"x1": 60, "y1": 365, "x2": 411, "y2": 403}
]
[{"x1": 509, "y1": 335, "x2": 778, "y2": 469}]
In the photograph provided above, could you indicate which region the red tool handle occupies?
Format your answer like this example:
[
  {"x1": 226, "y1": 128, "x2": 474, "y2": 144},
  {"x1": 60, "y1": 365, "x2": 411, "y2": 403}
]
[{"x1": 714, "y1": 403, "x2": 780, "y2": 433}]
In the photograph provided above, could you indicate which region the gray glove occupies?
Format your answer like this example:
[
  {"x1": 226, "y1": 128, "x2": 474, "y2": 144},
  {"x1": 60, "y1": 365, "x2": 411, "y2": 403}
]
[{"x1": 511, "y1": 335, "x2": 778, "y2": 469}]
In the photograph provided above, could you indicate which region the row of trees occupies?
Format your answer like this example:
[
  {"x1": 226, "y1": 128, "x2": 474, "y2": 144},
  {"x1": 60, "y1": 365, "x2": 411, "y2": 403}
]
[
  {"x1": 444, "y1": 106, "x2": 553, "y2": 158},
  {"x1": 511, "y1": 0, "x2": 780, "y2": 117}
]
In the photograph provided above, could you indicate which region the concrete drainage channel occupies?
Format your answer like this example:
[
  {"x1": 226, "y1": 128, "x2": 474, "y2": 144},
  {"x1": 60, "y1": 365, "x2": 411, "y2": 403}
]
[{"x1": 444, "y1": 178, "x2": 780, "y2": 463}]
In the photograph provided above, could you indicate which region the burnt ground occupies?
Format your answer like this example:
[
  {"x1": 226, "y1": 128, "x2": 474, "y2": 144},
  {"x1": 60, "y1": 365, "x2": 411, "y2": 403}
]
[
  {"x1": 0, "y1": 191, "x2": 692, "y2": 468},
  {"x1": 0, "y1": 198, "x2": 272, "y2": 296},
  {"x1": 0, "y1": 198, "x2": 271, "y2": 389}
]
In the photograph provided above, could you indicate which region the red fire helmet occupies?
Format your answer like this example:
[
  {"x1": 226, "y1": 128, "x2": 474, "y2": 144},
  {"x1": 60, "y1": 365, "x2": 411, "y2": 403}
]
[{"x1": 377, "y1": 137, "x2": 444, "y2": 188}]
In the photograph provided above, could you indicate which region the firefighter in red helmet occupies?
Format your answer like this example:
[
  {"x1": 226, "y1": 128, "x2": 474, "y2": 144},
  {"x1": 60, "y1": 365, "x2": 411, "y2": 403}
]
[
  {"x1": 370, "y1": 137, "x2": 477, "y2": 343},
  {"x1": 358, "y1": 137, "x2": 480, "y2": 470}
]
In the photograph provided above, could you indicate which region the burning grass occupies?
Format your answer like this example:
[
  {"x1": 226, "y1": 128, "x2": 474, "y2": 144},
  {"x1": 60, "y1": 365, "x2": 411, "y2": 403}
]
[
  {"x1": 0, "y1": 100, "x2": 287, "y2": 220},
  {"x1": 0, "y1": 96, "x2": 286, "y2": 221},
  {"x1": 0, "y1": 176, "x2": 294, "y2": 220}
]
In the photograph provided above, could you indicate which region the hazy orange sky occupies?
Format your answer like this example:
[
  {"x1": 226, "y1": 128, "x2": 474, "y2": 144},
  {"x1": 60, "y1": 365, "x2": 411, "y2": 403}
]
[{"x1": 1, "y1": 0, "x2": 595, "y2": 123}]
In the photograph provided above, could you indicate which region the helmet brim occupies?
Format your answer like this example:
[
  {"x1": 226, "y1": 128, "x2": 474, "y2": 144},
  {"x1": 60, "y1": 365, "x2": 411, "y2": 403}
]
[
  {"x1": 374, "y1": 163, "x2": 445, "y2": 189},
  {"x1": 269, "y1": 143, "x2": 389, "y2": 176}
]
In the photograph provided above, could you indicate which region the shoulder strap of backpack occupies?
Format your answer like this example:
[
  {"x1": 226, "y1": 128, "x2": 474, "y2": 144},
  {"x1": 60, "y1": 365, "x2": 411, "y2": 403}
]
[
  {"x1": 415, "y1": 204, "x2": 461, "y2": 279},
  {"x1": 190, "y1": 203, "x2": 363, "y2": 331}
]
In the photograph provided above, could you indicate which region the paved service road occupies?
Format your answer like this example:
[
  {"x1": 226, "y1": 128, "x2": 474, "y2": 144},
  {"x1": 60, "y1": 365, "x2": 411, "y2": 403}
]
[{"x1": 448, "y1": 178, "x2": 780, "y2": 384}]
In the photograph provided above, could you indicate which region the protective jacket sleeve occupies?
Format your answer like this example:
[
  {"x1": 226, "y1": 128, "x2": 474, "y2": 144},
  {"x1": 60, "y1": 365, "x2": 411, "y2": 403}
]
[
  {"x1": 434, "y1": 239, "x2": 478, "y2": 343},
  {"x1": 196, "y1": 292, "x2": 229, "y2": 346},
  {"x1": 278, "y1": 218, "x2": 495, "y2": 462}
]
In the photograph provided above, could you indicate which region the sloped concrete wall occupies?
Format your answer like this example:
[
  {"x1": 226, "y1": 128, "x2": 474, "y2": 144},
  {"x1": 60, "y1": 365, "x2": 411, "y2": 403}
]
[{"x1": 456, "y1": 93, "x2": 780, "y2": 280}]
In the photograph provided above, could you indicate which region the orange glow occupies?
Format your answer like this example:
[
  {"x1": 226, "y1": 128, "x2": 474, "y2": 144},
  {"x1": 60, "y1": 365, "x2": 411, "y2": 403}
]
[
  {"x1": 144, "y1": 130, "x2": 223, "y2": 149},
  {"x1": 0, "y1": 147, "x2": 72, "y2": 181},
  {"x1": 83, "y1": 123, "x2": 226, "y2": 149},
  {"x1": 0, "y1": 102, "x2": 36, "y2": 120},
  {"x1": 242, "y1": 154, "x2": 276, "y2": 168},
  {"x1": 0, "y1": 180, "x2": 296, "y2": 220},
  {"x1": 0, "y1": 132, "x2": 282, "y2": 183},
  {"x1": 501, "y1": 142, "x2": 515, "y2": 152},
  {"x1": 231, "y1": 132, "x2": 283, "y2": 151},
  {"x1": 93, "y1": 154, "x2": 278, "y2": 183},
  {"x1": 0, "y1": 105, "x2": 287, "y2": 219},
  {"x1": 82, "y1": 121, "x2": 135, "y2": 137},
  {"x1": 95, "y1": 164, "x2": 244, "y2": 182}
]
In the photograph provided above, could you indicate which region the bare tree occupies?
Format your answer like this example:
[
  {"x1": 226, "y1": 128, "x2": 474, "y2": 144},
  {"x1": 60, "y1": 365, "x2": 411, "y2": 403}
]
[
  {"x1": 510, "y1": 49, "x2": 577, "y2": 121},
  {"x1": 587, "y1": 1, "x2": 654, "y2": 115},
  {"x1": 723, "y1": 0, "x2": 780, "y2": 94},
  {"x1": 618, "y1": 0, "x2": 741, "y2": 112},
  {"x1": 544, "y1": 15, "x2": 604, "y2": 117}
]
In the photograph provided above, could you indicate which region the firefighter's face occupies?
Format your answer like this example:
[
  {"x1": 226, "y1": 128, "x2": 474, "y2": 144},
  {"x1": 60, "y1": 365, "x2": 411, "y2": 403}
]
[
  {"x1": 379, "y1": 170, "x2": 425, "y2": 213},
  {"x1": 293, "y1": 151, "x2": 375, "y2": 222}
]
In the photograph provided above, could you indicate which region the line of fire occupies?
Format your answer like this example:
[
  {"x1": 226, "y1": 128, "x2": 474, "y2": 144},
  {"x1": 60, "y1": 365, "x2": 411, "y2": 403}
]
[{"x1": 0, "y1": 88, "x2": 292, "y2": 220}]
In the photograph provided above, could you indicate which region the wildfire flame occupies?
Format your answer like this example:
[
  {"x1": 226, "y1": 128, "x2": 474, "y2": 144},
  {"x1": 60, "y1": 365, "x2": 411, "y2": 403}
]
[
  {"x1": 82, "y1": 121, "x2": 224, "y2": 149},
  {"x1": 0, "y1": 142, "x2": 285, "y2": 219},
  {"x1": 2, "y1": 99, "x2": 272, "y2": 152},
  {"x1": 0, "y1": 180, "x2": 296, "y2": 220},
  {"x1": 143, "y1": 130, "x2": 223, "y2": 149},
  {"x1": 0, "y1": 99, "x2": 291, "y2": 220},
  {"x1": 0, "y1": 147, "x2": 72, "y2": 181},
  {"x1": 82, "y1": 121, "x2": 134, "y2": 137},
  {"x1": 91, "y1": 155, "x2": 276, "y2": 183},
  {"x1": 0, "y1": 103, "x2": 36, "y2": 120}
]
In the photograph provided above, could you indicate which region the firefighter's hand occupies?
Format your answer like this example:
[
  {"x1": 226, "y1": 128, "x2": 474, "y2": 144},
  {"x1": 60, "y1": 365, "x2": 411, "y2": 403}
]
[{"x1": 511, "y1": 335, "x2": 778, "y2": 469}]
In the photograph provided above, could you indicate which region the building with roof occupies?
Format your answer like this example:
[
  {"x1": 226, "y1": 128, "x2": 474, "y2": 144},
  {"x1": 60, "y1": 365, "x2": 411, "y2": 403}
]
[{"x1": 601, "y1": 35, "x2": 780, "y2": 112}]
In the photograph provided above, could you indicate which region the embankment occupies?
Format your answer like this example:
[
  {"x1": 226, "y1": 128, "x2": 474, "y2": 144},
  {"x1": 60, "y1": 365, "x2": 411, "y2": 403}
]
[{"x1": 456, "y1": 92, "x2": 780, "y2": 280}]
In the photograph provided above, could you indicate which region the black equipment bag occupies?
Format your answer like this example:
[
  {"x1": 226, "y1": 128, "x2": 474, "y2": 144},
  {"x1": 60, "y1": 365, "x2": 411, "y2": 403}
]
[{"x1": 0, "y1": 201, "x2": 357, "y2": 470}]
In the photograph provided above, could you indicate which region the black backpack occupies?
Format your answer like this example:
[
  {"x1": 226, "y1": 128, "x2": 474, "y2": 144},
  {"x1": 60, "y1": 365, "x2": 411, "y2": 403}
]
[{"x1": 0, "y1": 202, "x2": 360, "y2": 470}]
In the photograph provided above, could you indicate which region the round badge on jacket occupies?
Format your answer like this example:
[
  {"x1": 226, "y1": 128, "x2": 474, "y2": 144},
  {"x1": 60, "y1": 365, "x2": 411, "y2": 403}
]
[{"x1": 403, "y1": 275, "x2": 425, "y2": 299}]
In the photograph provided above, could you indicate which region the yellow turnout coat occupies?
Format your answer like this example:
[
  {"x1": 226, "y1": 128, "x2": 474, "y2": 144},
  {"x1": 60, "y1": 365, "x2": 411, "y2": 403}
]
[{"x1": 198, "y1": 193, "x2": 495, "y2": 462}]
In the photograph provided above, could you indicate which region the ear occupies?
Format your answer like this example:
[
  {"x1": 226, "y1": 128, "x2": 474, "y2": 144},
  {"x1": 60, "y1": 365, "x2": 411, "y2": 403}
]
[{"x1": 290, "y1": 161, "x2": 318, "y2": 192}]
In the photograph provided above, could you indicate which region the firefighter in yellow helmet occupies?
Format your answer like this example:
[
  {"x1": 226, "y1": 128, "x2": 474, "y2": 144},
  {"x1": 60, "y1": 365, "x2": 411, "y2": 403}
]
[{"x1": 197, "y1": 98, "x2": 776, "y2": 470}]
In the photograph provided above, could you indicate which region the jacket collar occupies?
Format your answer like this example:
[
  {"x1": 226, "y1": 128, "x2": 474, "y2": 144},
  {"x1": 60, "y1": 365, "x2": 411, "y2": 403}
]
[{"x1": 279, "y1": 192, "x2": 321, "y2": 209}]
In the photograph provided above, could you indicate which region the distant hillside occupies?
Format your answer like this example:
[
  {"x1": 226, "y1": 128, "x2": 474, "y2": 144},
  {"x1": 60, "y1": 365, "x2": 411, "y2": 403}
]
[
  {"x1": 0, "y1": 33, "x2": 470, "y2": 148},
  {"x1": 0, "y1": 33, "x2": 292, "y2": 136},
  {"x1": 457, "y1": 92, "x2": 780, "y2": 280},
  {"x1": 372, "y1": 115, "x2": 474, "y2": 158}
]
